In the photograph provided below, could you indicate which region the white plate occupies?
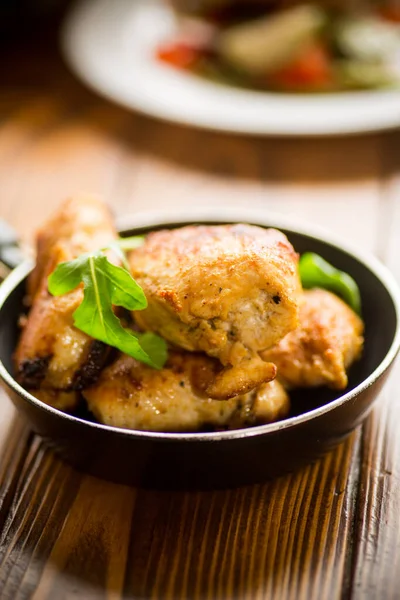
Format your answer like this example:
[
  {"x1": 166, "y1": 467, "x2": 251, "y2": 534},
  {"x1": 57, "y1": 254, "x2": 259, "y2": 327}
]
[{"x1": 61, "y1": 0, "x2": 400, "y2": 136}]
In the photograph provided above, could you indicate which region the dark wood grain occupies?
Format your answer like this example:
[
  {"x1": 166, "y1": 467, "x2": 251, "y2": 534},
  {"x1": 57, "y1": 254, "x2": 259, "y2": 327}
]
[
  {"x1": 0, "y1": 434, "x2": 360, "y2": 600},
  {"x1": 348, "y1": 146, "x2": 400, "y2": 600},
  {"x1": 0, "y1": 26, "x2": 398, "y2": 600},
  {"x1": 350, "y1": 388, "x2": 400, "y2": 600}
]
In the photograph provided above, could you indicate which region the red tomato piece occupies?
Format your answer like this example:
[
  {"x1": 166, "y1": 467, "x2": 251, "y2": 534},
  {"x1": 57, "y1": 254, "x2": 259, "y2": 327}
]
[
  {"x1": 379, "y1": 5, "x2": 400, "y2": 22},
  {"x1": 156, "y1": 42, "x2": 202, "y2": 69},
  {"x1": 267, "y1": 42, "x2": 333, "y2": 90}
]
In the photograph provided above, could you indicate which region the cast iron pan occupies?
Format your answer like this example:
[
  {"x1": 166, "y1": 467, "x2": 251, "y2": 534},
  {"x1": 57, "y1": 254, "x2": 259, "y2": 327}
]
[{"x1": 0, "y1": 209, "x2": 399, "y2": 489}]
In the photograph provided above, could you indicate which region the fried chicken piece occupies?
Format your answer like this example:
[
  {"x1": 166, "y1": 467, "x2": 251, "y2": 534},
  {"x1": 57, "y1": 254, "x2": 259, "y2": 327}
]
[
  {"x1": 14, "y1": 195, "x2": 117, "y2": 410},
  {"x1": 83, "y1": 351, "x2": 290, "y2": 432},
  {"x1": 129, "y1": 224, "x2": 301, "y2": 400},
  {"x1": 262, "y1": 289, "x2": 364, "y2": 390},
  {"x1": 28, "y1": 194, "x2": 115, "y2": 302}
]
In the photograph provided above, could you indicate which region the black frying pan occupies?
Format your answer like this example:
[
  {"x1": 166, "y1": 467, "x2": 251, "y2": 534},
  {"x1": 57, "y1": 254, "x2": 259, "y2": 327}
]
[{"x1": 0, "y1": 209, "x2": 399, "y2": 489}]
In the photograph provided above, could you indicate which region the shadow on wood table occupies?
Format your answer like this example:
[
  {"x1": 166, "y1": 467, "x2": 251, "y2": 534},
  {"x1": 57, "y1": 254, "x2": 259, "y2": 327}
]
[{"x1": 117, "y1": 116, "x2": 393, "y2": 185}]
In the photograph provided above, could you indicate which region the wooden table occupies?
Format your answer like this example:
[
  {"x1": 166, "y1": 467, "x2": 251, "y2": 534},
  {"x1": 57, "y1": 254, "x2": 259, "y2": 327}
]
[{"x1": 1, "y1": 27, "x2": 400, "y2": 600}]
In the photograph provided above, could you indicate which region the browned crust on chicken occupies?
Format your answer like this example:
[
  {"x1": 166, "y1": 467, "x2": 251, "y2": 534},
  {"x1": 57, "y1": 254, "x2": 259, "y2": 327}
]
[
  {"x1": 14, "y1": 195, "x2": 117, "y2": 410},
  {"x1": 83, "y1": 351, "x2": 290, "y2": 432},
  {"x1": 262, "y1": 289, "x2": 364, "y2": 390},
  {"x1": 130, "y1": 224, "x2": 301, "y2": 399},
  {"x1": 28, "y1": 194, "x2": 116, "y2": 302},
  {"x1": 199, "y1": 356, "x2": 277, "y2": 399}
]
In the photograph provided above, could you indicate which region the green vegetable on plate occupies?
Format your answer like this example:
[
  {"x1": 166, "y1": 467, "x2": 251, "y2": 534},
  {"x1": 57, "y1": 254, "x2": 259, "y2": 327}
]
[
  {"x1": 48, "y1": 238, "x2": 167, "y2": 369},
  {"x1": 218, "y1": 4, "x2": 325, "y2": 76},
  {"x1": 299, "y1": 252, "x2": 362, "y2": 315},
  {"x1": 335, "y1": 17, "x2": 400, "y2": 64}
]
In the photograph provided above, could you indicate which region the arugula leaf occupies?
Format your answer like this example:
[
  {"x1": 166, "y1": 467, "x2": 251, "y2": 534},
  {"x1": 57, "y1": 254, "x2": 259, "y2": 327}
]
[
  {"x1": 299, "y1": 252, "x2": 362, "y2": 315},
  {"x1": 136, "y1": 331, "x2": 169, "y2": 368},
  {"x1": 104, "y1": 236, "x2": 144, "y2": 270},
  {"x1": 117, "y1": 235, "x2": 145, "y2": 251},
  {"x1": 48, "y1": 251, "x2": 167, "y2": 369},
  {"x1": 46, "y1": 253, "x2": 89, "y2": 295},
  {"x1": 96, "y1": 256, "x2": 147, "y2": 310}
]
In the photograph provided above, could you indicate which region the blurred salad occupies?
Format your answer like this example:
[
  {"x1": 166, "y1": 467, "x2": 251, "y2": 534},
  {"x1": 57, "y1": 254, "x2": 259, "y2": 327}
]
[{"x1": 156, "y1": 1, "x2": 400, "y2": 92}]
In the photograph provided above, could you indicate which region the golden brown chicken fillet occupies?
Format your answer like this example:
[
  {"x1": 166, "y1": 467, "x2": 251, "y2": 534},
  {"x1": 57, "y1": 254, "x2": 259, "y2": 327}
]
[
  {"x1": 130, "y1": 224, "x2": 301, "y2": 400},
  {"x1": 83, "y1": 351, "x2": 290, "y2": 432},
  {"x1": 14, "y1": 195, "x2": 117, "y2": 410},
  {"x1": 262, "y1": 289, "x2": 364, "y2": 390}
]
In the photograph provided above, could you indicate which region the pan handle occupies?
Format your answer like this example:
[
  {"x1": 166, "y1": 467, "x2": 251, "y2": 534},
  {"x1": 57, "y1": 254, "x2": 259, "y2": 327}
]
[{"x1": 0, "y1": 220, "x2": 25, "y2": 281}]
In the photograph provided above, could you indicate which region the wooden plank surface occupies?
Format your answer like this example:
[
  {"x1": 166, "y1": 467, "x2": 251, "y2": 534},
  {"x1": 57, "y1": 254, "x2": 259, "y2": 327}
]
[
  {"x1": 0, "y1": 28, "x2": 399, "y2": 600},
  {"x1": 348, "y1": 133, "x2": 400, "y2": 600}
]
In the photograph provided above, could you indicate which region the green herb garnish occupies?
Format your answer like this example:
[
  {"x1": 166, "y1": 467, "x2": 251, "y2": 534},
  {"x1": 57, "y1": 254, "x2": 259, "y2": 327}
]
[
  {"x1": 116, "y1": 235, "x2": 145, "y2": 251},
  {"x1": 103, "y1": 236, "x2": 145, "y2": 270},
  {"x1": 48, "y1": 237, "x2": 167, "y2": 369},
  {"x1": 299, "y1": 252, "x2": 361, "y2": 315}
]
